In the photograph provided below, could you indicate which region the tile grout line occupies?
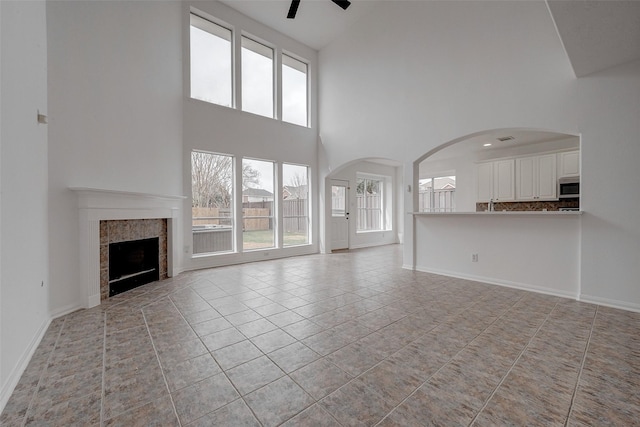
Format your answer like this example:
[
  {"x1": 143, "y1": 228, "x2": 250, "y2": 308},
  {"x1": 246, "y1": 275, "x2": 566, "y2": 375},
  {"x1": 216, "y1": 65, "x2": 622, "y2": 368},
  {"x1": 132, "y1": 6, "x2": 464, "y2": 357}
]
[
  {"x1": 141, "y1": 306, "x2": 183, "y2": 427},
  {"x1": 373, "y1": 290, "x2": 529, "y2": 426},
  {"x1": 22, "y1": 316, "x2": 68, "y2": 427},
  {"x1": 100, "y1": 311, "x2": 107, "y2": 427},
  {"x1": 467, "y1": 299, "x2": 562, "y2": 426},
  {"x1": 563, "y1": 304, "x2": 599, "y2": 427},
  {"x1": 167, "y1": 289, "x2": 266, "y2": 427},
  {"x1": 313, "y1": 288, "x2": 512, "y2": 425}
]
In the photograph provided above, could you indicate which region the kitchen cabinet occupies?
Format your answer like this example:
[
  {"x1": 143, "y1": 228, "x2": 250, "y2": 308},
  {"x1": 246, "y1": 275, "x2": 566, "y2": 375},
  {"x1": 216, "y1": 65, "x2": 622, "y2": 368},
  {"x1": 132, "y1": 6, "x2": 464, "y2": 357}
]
[
  {"x1": 516, "y1": 154, "x2": 557, "y2": 201},
  {"x1": 477, "y1": 162, "x2": 493, "y2": 202},
  {"x1": 477, "y1": 159, "x2": 515, "y2": 202},
  {"x1": 558, "y1": 151, "x2": 580, "y2": 178}
]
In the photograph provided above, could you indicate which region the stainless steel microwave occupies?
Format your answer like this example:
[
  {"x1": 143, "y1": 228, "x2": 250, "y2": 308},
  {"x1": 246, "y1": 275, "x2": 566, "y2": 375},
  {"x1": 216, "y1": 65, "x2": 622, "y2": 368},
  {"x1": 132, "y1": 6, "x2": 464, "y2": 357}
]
[{"x1": 558, "y1": 177, "x2": 580, "y2": 199}]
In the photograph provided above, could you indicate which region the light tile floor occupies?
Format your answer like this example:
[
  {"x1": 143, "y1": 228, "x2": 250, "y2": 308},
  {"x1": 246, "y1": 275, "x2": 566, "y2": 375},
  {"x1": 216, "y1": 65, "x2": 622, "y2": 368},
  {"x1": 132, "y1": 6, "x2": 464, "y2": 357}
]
[{"x1": 2, "y1": 245, "x2": 639, "y2": 426}]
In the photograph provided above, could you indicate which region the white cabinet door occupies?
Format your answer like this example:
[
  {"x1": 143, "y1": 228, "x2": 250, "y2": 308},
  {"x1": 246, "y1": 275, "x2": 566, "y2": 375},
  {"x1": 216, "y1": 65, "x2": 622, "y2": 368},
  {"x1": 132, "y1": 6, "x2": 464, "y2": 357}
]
[
  {"x1": 558, "y1": 151, "x2": 579, "y2": 177},
  {"x1": 516, "y1": 156, "x2": 536, "y2": 200},
  {"x1": 537, "y1": 154, "x2": 557, "y2": 200},
  {"x1": 477, "y1": 162, "x2": 494, "y2": 202},
  {"x1": 516, "y1": 154, "x2": 557, "y2": 201},
  {"x1": 493, "y1": 159, "x2": 515, "y2": 201}
]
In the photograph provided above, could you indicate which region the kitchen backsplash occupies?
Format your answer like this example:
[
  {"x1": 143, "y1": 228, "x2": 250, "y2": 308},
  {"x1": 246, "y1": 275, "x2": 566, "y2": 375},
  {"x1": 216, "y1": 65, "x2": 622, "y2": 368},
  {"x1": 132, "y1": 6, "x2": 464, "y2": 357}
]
[{"x1": 476, "y1": 199, "x2": 579, "y2": 212}]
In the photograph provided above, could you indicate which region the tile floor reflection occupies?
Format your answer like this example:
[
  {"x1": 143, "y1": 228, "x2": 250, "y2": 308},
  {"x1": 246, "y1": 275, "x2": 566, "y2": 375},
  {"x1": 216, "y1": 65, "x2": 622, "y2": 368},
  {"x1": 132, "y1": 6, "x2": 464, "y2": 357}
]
[{"x1": 2, "y1": 245, "x2": 639, "y2": 426}]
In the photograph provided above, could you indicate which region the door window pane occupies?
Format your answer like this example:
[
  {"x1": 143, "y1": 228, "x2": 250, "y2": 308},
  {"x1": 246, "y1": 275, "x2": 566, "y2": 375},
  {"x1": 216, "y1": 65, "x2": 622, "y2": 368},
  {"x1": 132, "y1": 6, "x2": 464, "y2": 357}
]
[
  {"x1": 243, "y1": 159, "x2": 275, "y2": 250},
  {"x1": 282, "y1": 54, "x2": 308, "y2": 126},
  {"x1": 242, "y1": 37, "x2": 274, "y2": 118},
  {"x1": 283, "y1": 164, "x2": 309, "y2": 246},
  {"x1": 356, "y1": 177, "x2": 382, "y2": 231},
  {"x1": 191, "y1": 151, "x2": 234, "y2": 254},
  {"x1": 190, "y1": 14, "x2": 232, "y2": 107},
  {"x1": 332, "y1": 185, "x2": 346, "y2": 217}
]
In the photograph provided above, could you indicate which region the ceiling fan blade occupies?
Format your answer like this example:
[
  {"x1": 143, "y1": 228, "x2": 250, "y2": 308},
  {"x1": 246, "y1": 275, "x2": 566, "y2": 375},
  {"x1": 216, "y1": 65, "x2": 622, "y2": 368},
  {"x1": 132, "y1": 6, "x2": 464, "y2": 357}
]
[
  {"x1": 287, "y1": 0, "x2": 300, "y2": 19},
  {"x1": 331, "y1": 0, "x2": 351, "y2": 10}
]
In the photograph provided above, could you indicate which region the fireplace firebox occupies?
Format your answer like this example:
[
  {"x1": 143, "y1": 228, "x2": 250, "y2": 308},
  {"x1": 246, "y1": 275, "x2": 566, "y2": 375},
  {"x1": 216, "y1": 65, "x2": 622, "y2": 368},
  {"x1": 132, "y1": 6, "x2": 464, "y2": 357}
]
[{"x1": 109, "y1": 237, "x2": 159, "y2": 297}]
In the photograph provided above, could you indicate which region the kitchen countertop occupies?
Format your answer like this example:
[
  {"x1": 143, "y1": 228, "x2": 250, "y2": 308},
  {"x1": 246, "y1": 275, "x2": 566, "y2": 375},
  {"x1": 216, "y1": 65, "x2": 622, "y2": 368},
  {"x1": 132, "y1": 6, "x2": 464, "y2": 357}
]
[{"x1": 411, "y1": 210, "x2": 583, "y2": 216}]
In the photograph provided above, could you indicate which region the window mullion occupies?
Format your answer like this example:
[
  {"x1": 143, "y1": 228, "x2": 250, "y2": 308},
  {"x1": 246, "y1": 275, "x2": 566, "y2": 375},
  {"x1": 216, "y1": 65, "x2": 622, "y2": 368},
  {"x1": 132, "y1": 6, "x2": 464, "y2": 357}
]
[
  {"x1": 233, "y1": 29, "x2": 242, "y2": 110},
  {"x1": 275, "y1": 47, "x2": 282, "y2": 121}
]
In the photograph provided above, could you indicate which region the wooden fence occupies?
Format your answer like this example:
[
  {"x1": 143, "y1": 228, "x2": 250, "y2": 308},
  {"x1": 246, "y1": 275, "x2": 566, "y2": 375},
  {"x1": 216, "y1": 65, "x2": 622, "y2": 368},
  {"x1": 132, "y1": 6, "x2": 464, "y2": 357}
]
[
  {"x1": 419, "y1": 189, "x2": 455, "y2": 212},
  {"x1": 192, "y1": 199, "x2": 308, "y2": 233},
  {"x1": 356, "y1": 194, "x2": 382, "y2": 230}
]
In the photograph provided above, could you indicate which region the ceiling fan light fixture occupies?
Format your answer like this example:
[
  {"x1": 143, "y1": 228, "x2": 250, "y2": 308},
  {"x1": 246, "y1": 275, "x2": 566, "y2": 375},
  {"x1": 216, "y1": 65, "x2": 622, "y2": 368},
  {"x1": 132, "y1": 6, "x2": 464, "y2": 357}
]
[
  {"x1": 287, "y1": 0, "x2": 301, "y2": 19},
  {"x1": 331, "y1": 0, "x2": 352, "y2": 10},
  {"x1": 287, "y1": 0, "x2": 351, "y2": 19}
]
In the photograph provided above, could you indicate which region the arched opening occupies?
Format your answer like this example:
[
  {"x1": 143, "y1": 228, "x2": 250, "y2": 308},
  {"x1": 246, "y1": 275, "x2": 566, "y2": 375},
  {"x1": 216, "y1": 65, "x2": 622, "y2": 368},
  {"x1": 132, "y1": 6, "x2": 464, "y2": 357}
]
[
  {"x1": 414, "y1": 128, "x2": 580, "y2": 213},
  {"x1": 406, "y1": 127, "x2": 582, "y2": 300},
  {"x1": 323, "y1": 157, "x2": 403, "y2": 253}
]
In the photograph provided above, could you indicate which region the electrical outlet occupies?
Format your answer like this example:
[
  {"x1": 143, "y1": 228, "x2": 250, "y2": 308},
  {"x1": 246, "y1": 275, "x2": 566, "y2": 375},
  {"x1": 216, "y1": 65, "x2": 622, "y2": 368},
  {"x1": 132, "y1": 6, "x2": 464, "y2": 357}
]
[{"x1": 472, "y1": 253, "x2": 478, "y2": 262}]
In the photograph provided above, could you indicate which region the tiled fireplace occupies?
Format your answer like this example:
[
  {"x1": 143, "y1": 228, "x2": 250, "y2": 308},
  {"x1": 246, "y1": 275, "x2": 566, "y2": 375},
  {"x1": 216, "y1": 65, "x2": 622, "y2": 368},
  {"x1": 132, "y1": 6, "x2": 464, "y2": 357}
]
[
  {"x1": 71, "y1": 188, "x2": 183, "y2": 308},
  {"x1": 100, "y1": 219, "x2": 168, "y2": 300}
]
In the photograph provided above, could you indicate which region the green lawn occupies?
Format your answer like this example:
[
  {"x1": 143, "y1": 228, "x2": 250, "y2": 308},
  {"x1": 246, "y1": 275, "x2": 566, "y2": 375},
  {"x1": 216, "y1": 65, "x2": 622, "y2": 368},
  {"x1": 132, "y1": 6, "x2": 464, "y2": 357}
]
[{"x1": 242, "y1": 230, "x2": 308, "y2": 249}]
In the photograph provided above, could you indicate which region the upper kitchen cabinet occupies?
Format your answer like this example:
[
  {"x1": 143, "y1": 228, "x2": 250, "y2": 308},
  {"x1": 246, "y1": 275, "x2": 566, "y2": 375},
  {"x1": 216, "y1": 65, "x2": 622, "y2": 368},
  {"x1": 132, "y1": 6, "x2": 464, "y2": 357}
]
[
  {"x1": 558, "y1": 150, "x2": 580, "y2": 178},
  {"x1": 477, "y1": 159, "x2": 515, "y2": 202},
  {"x1": 516, "y1": 154, "x2": 557, "y2": 201}
]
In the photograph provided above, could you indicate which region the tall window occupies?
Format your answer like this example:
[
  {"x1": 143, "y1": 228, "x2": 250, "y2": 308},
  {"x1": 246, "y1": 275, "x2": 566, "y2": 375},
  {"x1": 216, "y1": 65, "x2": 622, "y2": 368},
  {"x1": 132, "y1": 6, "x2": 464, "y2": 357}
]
[
  {"x1": 356, "y1": 176, "x2": 383, "y2": 231},
  {"x1": 242, "y1": 36, "x2": 274, "y2": 118},
  {"x1": 283, "y1": 164, "x2": 309, "y2": 246},
  {"x1": 419, "y1": 176, "x2": 456, "y2": 212},
  {"x1": 282, "y1": 54, "x2": 308, "y2": 127},
  {"x1": 190, "y1": 14, "x2": 232, "y2": 107},
  {"x1": 191, "y1": 151, "x2": 234, "y2": 254},
  {"x1": 243, "y1": 159, "x2": 275, "y2": 250}
]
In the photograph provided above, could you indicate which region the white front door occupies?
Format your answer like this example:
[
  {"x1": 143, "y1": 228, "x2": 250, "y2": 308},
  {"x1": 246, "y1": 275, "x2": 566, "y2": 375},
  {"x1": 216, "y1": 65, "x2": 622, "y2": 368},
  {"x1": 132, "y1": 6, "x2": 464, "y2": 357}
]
[{"x1": 330, "y1": 180, "x2": 349, "y2": 251}]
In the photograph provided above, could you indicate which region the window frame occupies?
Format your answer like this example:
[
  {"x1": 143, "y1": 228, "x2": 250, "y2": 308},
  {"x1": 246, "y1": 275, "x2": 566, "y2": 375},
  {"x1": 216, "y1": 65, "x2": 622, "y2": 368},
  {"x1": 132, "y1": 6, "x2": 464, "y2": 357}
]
[
  {"x1": 241, "y1": 35, "x2": 275, "y2": 118},
  {"x1": 242, "y1": 158, "x2": 277, "y2": 251},
  {"x1": 281, "y1": 53, "x2": 309, "y2": 127},
  {"x1": 191, "y1": 150, "x2": 236, "y2": 256},
  {"x1": 189, "y1": 13, "x2": 234, "y2": 108},
  {"x1": 282, "y1": 163, "x2": 310, "y2": 247},
  {"x1": 355, "y1": 174, "x2": 385, "y2": 233},
  {"x1": 188, "y1": 8, "x2": 312, "y2": 128}
]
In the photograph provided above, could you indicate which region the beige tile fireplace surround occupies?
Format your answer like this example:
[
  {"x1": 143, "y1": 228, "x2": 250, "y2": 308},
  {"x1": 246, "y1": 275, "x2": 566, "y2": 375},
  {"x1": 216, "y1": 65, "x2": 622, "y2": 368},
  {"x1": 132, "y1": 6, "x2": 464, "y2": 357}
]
[
  {"x1": 99, "y1": 219, "x2": 168, "y2": 301},
  {"x1": 71, "y1": 188, "x2": 183, "y2": 308}
]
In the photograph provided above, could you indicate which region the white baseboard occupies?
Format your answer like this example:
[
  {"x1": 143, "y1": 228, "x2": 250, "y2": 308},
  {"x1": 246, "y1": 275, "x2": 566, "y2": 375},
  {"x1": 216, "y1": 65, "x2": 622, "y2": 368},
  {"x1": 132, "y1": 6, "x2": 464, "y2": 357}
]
[
  {"x1": 350, "y1": 241, "x2": 398, "y2": 250},
  {"x1": 0, "y1": 318, "x2": 51, "y2": 414},
  {"x1": 49, "y1": 302, "x2": 84, "y2": 320},
  {"x1": 402, "y1": 264, "x2": 414, "y2": 270},
  {"x1": 579, "y1": 294, "x2": 640, "y2": 313},
  {"x1": 414, "y1": 265, "x2": 578, "y2": 300}
]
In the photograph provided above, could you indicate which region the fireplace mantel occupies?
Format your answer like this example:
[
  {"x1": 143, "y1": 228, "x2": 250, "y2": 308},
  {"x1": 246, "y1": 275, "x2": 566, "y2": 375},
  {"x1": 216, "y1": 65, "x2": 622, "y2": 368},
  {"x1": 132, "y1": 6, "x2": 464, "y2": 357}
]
[{"x1": 70, "y1": 187, "x2": 185, "y2": 308}]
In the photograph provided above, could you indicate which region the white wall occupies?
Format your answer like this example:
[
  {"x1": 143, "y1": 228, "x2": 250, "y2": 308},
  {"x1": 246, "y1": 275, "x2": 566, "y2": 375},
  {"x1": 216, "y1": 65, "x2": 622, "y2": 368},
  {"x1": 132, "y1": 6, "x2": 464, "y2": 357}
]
[
  {"x1": 0, "y1": 0, "x2": 50, "y2": 408},
  {"x1": 183, "y1": 1, "x2": 319, "y2": 270},
  {"x1": 319, "y1": 1, "x2": 640, "y2": 310},
  {"x1": 577, "y1": 60, "x2": 640, "y2": 311},
  {"x1": 47, "y1": 1, "x2": 184, "y2": 315},
  {"x1": 415, "y1": 214, "x2": 581, "y2": 298},
  {"x1": 328, "y1": 160, "x2": 400, "y2": 249}
]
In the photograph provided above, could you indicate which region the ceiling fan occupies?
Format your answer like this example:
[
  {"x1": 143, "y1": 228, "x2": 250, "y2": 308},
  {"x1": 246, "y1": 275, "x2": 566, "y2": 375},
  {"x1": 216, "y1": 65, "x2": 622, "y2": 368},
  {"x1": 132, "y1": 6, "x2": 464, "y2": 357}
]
[{"x1": 287, "y1": 0, "x2": 351, "y2": 19}]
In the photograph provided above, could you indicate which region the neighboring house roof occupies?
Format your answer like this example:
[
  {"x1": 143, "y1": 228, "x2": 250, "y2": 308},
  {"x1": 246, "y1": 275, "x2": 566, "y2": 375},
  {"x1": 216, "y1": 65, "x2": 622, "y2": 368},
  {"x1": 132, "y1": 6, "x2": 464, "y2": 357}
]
[
  {"x1": 420, "y1": 177, "x2": 456, "y2": 190},
  {"x1": 243, "y1": 188, "x2": 273, "y2": 198},
  {"x1": 283, "y1": 185, "x2": 308, "y2": 198}
]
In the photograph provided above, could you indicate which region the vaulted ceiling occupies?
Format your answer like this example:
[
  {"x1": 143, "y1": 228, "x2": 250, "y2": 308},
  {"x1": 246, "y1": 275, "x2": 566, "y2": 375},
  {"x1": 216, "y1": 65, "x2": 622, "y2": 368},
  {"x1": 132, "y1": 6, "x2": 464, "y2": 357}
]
[{"x1": 220, "y1": 0, "x2": 640, "y2": 77}]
